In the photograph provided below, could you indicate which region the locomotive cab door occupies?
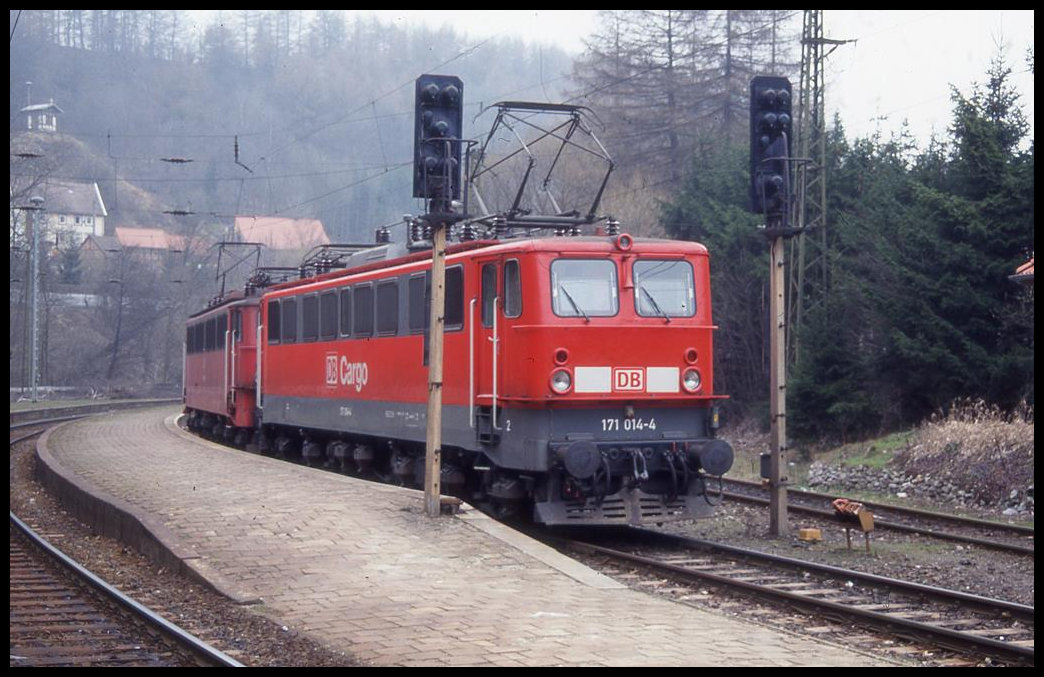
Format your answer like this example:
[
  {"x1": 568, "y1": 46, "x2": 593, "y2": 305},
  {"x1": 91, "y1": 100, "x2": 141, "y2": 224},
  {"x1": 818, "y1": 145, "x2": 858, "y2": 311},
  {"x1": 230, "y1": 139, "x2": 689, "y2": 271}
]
[
  {"x1": 471, "y1": 256, "x2": 521, "y2": 444},
  {"x1": 228, "y1": 305, "x2": 258, "y2": 428}
]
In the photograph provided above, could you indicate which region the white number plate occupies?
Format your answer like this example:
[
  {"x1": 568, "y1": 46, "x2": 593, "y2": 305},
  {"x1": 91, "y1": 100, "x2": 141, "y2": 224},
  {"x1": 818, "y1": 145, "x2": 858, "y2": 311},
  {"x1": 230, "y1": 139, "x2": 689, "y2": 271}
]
[{"x1": 601, "y1": 417, "x2": 657, "y2": 432}]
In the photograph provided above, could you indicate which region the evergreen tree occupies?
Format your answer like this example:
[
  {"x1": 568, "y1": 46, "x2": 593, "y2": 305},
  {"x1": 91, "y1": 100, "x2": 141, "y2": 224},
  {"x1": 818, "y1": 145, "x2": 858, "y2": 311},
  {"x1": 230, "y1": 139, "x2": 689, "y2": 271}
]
[
  {"x1": 789, "y1": 55, "x2": 1034, "y2": 437},
  {"x1": 914, "y1": 57, "x2": 1034, "y2": 409},
  {"x1": 661, "y1": 141, "x2": 768, "y2": 410}
]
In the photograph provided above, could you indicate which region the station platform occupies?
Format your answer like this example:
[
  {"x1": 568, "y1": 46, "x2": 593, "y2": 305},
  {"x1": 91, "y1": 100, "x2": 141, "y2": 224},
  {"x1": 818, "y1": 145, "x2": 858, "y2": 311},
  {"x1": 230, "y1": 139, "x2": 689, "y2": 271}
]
[{"x1": 36, "y1": 406, "x2": 894, "y2": 667}]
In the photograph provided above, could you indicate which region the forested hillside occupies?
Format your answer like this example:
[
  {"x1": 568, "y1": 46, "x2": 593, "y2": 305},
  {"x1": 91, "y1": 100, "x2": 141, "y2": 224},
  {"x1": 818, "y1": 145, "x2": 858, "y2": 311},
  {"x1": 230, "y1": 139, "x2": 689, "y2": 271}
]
[{"x1": 10, "y1": 10, "x2": 575, "y2": 240}]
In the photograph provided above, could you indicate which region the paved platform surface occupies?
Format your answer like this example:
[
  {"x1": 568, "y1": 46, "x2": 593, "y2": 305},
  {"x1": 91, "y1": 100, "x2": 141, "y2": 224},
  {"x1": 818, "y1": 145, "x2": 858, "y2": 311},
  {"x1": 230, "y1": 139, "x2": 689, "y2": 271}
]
[{"x1": 37, "y1": 406, "x2": 896, "y2": 667}]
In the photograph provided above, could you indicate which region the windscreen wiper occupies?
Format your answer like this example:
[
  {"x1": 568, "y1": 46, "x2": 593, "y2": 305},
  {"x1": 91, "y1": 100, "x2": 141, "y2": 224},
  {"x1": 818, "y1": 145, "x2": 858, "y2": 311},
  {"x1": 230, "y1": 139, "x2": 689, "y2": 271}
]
[
  {"x1": 639, "y1": 287, "x2": 671, "y2": 323},
  {"x1": 558, "y1": 284, "x2": 590, "y2": 323}
]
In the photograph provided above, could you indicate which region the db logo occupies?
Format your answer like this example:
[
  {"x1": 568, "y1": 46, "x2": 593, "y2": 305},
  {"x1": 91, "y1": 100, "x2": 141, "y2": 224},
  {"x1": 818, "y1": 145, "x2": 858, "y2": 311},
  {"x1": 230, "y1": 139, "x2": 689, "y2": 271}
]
[
  {"x1": 324, "y1": 352, "x2": 369, "y2": 392},
  {"x1": 613, "y1": 367, "x2": 644, "y2": 392},
  {"x1": 325, "y1": 353, "x2": 338, "y2": 386}
]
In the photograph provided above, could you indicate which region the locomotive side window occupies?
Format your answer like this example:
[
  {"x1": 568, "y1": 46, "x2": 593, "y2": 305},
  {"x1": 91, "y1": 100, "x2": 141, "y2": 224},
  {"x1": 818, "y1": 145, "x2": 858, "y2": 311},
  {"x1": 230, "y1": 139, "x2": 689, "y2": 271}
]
[
  {"x1": 550, "y1": 259, "x2": 618, "y2": 317},
  {"x1": 217, "y1": 314, "x2": 227, "y2": 347},
  {"x1": 354, "y1": 284, "x2": 374, "y2": 337},
  {"x1": 634, "y1": 260, "x2": 696, "y2": 318},
  {"x1": 268, "y1": 301, "x2": 281, "y2": 343},
  {"x1": 302, "y1": 294, "x2": 319, "y2": 342},
  {"x1": 445, "y1": 266, "x2": 463, "y2": 329},
  {"x1": 376, "y1": 280, "x2": 399, "y2": 335},
  {"x1": 339, "y1": 288, "x2": 352, "y2": 337},
  {"x1": 282, "y1": 297, "x2": 297, "y2": 343},
  {"x1": 320, "y1": 291, "x2": 338, "y2": 340},
  {"x1": 205, "y1": 317, "x2": 216, "y2": 351},
  {"x1": 504, "y1": 259, "x2": 522, "y2": 318},
  {"x1": 481, "y1": 264, "x2": 497, "y2": 327},
  {"x1": 408, "y1": 274, "x2": 427, "y2": 334}
]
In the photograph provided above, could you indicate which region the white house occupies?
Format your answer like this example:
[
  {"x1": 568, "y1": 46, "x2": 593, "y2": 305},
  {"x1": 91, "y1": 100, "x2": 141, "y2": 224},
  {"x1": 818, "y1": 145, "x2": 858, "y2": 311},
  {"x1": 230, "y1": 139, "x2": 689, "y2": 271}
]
[
  {"x1": 37, "y1": 180, "x2": 108, "y2": 248},
  {"x1": 21, "y1": 100, "x2": 64, "y2": 133}
]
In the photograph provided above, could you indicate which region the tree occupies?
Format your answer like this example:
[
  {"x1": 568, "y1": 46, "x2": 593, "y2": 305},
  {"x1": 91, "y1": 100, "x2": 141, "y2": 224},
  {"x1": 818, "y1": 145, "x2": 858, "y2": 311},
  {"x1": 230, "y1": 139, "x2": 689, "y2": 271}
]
[
  {"x1": 661, "y1": 141, "x2": 769, "y2": 410},
  {"x1": 58, "y1": 243, "x2": 82, "y2": 285},
  {"x1": 913, "y1": 57, "x2": 1034, "y2": 409},
  {"x1": 572, "y1": 10, "x2": 799, "y2": 188},
  {"x1": 788, "y1": 55, "x2": 1034, "y2": 437}
]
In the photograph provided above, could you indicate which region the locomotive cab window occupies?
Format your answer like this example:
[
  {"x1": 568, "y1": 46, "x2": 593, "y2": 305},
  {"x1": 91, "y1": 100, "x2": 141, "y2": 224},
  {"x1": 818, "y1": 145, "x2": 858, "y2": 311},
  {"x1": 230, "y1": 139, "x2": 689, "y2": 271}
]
[
  {"x1": 268, "y1": 301, "x2": 281, "y2": 343},
  {"x1": 481, "y1": 264, "x2": 497, "y2": 327},
  {"x1": 550, "y1": 259, "x2": 618, "y2": 318},
  {"x1": 282, "y1": 297, "x2": 297, "y2": 343},
  {"x1": 445, "y1": 265, "x2": 464, "y2": 329},
  {"x1": 633, "y1": 259, "x2": 696, "y2": 318},
  {"x1": 504, "y1": 259, "x2": 522, "y2": 318}
]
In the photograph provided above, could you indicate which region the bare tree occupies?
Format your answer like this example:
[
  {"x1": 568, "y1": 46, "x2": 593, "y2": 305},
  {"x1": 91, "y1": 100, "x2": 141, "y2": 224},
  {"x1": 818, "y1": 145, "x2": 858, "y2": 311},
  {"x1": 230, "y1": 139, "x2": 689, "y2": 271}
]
[{"x1": 572, "y1": 10, "x2": 799, "y2": 185}]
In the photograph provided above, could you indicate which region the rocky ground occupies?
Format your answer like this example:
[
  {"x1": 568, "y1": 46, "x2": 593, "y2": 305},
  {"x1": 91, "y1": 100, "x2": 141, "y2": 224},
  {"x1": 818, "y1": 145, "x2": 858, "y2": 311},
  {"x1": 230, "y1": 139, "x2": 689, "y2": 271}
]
[
  {"x1": 684, "y1": 410, "x2": 1035, "y2": 607},
  {"x1": 657, "y1": 498, "x2": 1034, "y2": 607}
]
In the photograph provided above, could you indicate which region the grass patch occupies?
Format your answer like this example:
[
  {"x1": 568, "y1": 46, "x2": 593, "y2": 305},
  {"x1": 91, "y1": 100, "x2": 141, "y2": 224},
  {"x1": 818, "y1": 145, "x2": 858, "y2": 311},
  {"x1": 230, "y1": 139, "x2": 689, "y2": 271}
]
[{"x1": 809, "y1": 430, "x2": 914, "y2": 470}]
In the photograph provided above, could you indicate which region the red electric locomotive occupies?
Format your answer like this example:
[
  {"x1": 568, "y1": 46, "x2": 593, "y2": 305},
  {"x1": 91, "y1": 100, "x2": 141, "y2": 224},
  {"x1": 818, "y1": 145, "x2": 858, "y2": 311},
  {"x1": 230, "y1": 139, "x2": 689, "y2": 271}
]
[
  {"x1": 182, "y1": 93, "x2": 733, "y2": 525},
  {"x1": 183, "y1": 290, "x2": 261, "y2": 447},
  {"x1": 183, "y1": 231, "x2": 734, "y2": 525}
]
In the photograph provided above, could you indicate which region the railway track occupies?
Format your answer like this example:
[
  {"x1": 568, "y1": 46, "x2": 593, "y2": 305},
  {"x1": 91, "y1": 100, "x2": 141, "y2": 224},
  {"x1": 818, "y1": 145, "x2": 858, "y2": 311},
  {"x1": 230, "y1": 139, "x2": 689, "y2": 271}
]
[
  {"x1": 10, "y1": 513, "x2": 242, "y2": 667},
  {"x1": 557, "y1": 527, "x2": 1034, "y2": 666},
  {"x1": 9, "y1": 403, "x2": 243, "y2": 668},
  {"x1": 720, "y1": 477, "x2": 1034, "y2": 555},
  {"x1": 9, "y1": 398, "x2": 181, "y2": 428}
]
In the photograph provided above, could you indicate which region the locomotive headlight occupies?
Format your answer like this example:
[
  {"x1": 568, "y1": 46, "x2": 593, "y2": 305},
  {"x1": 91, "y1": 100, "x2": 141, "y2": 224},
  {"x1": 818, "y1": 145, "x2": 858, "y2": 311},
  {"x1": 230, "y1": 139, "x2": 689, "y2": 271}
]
[
  {"x1": 682, "y1": 368, "x2": 702, "y2": 393},
  {"x1": 550, "y1": 368, "x2": 572, "y2": 394}
]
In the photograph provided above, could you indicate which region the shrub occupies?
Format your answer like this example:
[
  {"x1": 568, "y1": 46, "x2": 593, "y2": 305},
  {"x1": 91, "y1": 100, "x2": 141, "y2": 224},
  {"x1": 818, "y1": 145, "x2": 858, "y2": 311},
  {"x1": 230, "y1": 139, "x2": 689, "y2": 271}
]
[{"x1": 893, "y1": 399, "x2": 1033, "y2": 504}]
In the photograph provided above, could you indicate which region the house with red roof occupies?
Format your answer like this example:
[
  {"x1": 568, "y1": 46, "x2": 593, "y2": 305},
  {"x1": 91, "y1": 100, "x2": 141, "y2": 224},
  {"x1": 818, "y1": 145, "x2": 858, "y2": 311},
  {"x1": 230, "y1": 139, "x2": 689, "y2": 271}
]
[{"x1": 233, "y1": 216, "x2": 329, "y2": 251}]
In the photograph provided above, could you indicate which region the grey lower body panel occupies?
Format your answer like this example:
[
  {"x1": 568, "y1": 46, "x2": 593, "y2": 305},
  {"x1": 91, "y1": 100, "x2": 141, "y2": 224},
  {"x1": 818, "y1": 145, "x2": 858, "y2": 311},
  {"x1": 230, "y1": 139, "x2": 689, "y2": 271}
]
[
  {"x1": 261, "y1": 394, "x2": 477, "y2": 451},
  {"x1": 260, "y1": 396, "x2": 716, "y2": 476}
]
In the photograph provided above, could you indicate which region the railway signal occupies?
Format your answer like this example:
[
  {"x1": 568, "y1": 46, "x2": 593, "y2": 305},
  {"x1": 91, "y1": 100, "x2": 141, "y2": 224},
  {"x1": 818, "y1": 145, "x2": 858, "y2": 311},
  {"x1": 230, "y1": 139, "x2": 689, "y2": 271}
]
[
  {"x1": 750, "y1": 76, "x2": 793, "y2": 538},
  {"x1": 749, "y1": 76, "x2": 792, "y2": 216},
  {"x1": 413, "y1": 74, "x2": 464, "y2": 212},
  {"x1": 413, "y1": 74, "x2": 465, "y2": 517}
]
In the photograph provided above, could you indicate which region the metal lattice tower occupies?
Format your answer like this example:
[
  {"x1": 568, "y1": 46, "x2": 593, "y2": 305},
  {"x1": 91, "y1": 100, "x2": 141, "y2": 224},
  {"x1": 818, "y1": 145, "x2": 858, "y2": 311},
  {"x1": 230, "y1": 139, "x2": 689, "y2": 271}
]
[{"x1": 788, "y1": 10, "x2": 849, "y2": 365}]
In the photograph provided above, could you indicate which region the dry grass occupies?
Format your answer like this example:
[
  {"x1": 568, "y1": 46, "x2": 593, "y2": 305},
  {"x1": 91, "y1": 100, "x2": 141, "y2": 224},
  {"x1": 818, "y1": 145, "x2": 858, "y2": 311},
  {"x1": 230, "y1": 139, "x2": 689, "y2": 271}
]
[{"x1": 894, "y1": 399, "x2": 1034, "y2": 503}]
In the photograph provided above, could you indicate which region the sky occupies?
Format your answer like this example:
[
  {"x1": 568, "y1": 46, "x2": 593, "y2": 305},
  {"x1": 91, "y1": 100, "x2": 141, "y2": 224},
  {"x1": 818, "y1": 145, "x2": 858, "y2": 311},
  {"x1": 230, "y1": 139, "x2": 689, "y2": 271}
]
[
  {"x1": 823, "y1": 10, "x2": 1034, "y2": 146},
  {"x1": 354, "y1": 10, "x2": 1035, "y2": 148}
]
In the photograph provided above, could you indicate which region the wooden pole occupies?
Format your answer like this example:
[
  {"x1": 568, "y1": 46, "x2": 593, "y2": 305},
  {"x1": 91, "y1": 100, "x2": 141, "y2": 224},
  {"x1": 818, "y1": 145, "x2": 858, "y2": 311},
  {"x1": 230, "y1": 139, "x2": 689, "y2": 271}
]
[
  {"x1": 768, "y1": 231, "x2": 789, "y2": 536},
  {"x1": 424, "y1": 222, "x2": 447, "y2": 517}
]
